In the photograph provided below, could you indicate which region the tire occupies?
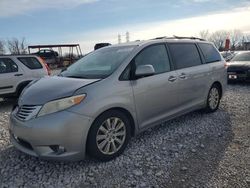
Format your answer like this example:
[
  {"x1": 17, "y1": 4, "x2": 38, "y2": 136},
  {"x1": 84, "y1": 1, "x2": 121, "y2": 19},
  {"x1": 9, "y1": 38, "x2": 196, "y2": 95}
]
[
  {"x1": 87, "y1": 110, "x2": 131, "y2": 161},
  {"x1": 205, "y1": 84, "x2": 221, "y2": 113}
]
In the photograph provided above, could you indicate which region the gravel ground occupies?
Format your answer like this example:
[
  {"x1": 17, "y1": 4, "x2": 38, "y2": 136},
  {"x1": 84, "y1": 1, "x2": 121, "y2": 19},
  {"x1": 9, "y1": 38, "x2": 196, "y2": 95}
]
[{"x1": 0, "y1": 84, "x2": 249, "y2": 188}]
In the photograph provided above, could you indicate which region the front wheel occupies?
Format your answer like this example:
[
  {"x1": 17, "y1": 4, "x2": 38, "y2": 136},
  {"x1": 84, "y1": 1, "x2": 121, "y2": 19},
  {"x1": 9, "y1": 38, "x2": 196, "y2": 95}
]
[
  {"x1": 205, "y1": 84, "x2": 221, "y2": 113},
  {"x1": 87, "y1": 110, "x2": 131, "y2": 161}
]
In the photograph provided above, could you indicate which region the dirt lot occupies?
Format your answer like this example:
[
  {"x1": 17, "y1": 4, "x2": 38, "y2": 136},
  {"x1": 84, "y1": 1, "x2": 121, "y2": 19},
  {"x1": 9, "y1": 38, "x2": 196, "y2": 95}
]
[{"x1": 0, "y1": 84, "x2": 249, "y2": 187}]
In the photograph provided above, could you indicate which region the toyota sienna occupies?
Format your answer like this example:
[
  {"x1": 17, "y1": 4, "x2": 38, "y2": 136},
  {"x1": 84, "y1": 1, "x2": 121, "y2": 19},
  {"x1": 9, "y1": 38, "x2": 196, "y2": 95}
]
[{"x1": 9, "y1": 37, "x2": 227, "y2": 161}]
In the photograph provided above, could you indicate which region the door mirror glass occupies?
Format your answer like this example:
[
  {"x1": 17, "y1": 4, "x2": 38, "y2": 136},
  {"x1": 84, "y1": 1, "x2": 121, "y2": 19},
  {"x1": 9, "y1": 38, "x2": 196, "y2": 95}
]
[{"x1": 135, "y1": 64, "x2": 155, "y2": 77}]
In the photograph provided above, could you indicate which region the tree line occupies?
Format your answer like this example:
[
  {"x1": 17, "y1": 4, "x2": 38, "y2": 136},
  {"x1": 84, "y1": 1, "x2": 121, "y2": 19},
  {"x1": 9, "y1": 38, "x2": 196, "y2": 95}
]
[
  {"x1": 0, "y1": 37, "x2": 27, "y2": 55},
  {"x1": 199, "y1": 29, "x2": 250, "y2": 51},
  {"x1": 1, "y1": 29, "x2": 250, "y2": 55}
]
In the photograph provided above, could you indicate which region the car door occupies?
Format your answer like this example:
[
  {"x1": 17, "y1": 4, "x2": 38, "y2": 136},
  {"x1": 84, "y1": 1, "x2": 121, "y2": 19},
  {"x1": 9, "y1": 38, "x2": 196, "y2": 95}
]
[
  {"x1": 0, "y1": 58, "x2": 22, "y2": 95},
  {"x1": 168, "y1": 43, "x2": 210, "y2": 111},
  {"x1": 16, "y1": 56, "x2": 46, "y2": 78},
  {"x1": 131, "y1": 44, "x2": 180, "y2": 129}
]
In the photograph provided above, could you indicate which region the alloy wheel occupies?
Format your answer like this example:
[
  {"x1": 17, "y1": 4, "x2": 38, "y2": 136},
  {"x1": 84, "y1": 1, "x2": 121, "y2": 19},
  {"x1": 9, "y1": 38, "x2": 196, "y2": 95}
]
[
  {"x1": 96, "y1": 117, "x2": 126, "y2": 155},
  {"x1": 208, "y1": 87, "x2": 220, "y2": 110}
]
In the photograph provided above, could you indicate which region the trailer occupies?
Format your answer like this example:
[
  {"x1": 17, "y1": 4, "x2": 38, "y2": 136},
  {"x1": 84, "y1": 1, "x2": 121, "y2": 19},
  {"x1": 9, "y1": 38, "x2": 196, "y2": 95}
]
[{"x1": 28, "y1": 44, "x2": 83, "y2": 68}]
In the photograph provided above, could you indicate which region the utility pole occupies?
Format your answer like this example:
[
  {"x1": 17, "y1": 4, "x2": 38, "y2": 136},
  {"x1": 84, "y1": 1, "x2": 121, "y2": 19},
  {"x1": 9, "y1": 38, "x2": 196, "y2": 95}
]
[
  {"x1": 126, "y1": 31, "x2": 130, "y2": 43},
  {"x1": 118, "y1": 34, "x2": 121, "y2": 44},
  {"x1": 118, "y1": 32, "x2": 130, "y2": 43}
]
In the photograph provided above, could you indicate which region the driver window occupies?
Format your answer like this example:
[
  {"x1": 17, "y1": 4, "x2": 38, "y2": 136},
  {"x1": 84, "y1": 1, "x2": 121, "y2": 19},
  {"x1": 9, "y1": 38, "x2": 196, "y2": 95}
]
[{"x1": 134, "y1": 44, "x2": 171, "y2": 74}]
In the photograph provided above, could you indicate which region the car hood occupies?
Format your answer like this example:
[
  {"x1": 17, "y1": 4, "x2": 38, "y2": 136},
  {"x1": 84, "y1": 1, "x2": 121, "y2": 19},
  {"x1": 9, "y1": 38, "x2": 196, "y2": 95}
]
[
  {"x1": 227, "y1": 61, "x2": 250, "y2": 71},
  {"x1": 19, "y1": 76, "x2": 100, "y2": 105}
]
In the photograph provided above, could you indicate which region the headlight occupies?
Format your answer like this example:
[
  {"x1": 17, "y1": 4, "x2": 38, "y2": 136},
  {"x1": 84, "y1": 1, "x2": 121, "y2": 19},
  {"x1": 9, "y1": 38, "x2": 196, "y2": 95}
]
[{"x1": 37, "y1": 94, "x2": 86, "y2": 117}]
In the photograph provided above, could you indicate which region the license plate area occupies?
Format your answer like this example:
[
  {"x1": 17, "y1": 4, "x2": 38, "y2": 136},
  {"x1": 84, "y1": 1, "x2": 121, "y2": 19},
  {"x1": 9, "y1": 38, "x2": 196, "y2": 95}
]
[{"x1": 228, "y1": 74, "x2": 237, "y2": 79}]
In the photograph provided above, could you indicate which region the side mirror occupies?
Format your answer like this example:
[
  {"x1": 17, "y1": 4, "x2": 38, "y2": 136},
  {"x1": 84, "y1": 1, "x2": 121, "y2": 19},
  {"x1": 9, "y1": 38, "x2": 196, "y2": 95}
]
[{"x1": 135, "y1": 65, "x2": 155, "y2": 78}]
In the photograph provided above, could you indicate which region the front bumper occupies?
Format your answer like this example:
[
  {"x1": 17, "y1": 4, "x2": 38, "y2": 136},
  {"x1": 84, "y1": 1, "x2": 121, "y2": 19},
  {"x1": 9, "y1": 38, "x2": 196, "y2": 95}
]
[
  {"x1": 227, "y1": 71, "x2": 250, "y2": 81},
  {"x1": 9, "y1": 109, "x2": 93, "y2": 161}
]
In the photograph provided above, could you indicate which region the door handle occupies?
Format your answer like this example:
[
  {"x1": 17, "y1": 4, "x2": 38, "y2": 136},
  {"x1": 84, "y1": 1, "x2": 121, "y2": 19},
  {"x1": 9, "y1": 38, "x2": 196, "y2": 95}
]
[
  {"x1": 179, "y1": 73, "x2": 187, "y2": 79},
  {"x1": 14, "y1": 74, "x2": 23, "y2": 76},
  {"x1": 168, "y1": 76, "x2": 177, "y2": 82}
]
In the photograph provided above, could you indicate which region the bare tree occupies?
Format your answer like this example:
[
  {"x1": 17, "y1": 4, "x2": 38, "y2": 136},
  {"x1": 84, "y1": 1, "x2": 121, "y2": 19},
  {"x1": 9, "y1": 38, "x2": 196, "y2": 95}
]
[
  {"x1": 244, "y1": 34, "x2": 250, "y2": 42},
  {"x1": 199, "y1": 30, "x2": 210, "y2": 40},
  {"x1": 228, "y1": 29, "x2": 243, "y2": 50},
  {"x1": 208, "y1": 30, "x2": 229, "y2": 50},
  {"x1": 7, "y1": 37, "x2": 27, "y2": 54},
  {"x1": 199, "y1": 29, "x2": 250, "y2": 50},
  {"x1": 0, "y1": 40, "x2": 5, "y2": 55}
]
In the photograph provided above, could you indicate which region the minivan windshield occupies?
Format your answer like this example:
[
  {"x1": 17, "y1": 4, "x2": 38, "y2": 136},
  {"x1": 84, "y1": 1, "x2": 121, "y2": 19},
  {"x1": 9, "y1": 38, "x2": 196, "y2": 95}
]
[
  {"x1": 61, "y1": 46, "x2": 135, "y2": 79},
  {"x1": 231, "y1": 52, "x2": 250, "y2": 62}
]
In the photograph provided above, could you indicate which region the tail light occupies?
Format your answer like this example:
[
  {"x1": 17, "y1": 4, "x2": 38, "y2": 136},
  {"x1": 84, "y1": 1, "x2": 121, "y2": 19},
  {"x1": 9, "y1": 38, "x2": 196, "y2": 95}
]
[
  {"x1": 224, "y1": 62, "x2": 229, "y2": 69},
  {"x1": 38, "y1": 57, "x2": 51, "y2": 76}
]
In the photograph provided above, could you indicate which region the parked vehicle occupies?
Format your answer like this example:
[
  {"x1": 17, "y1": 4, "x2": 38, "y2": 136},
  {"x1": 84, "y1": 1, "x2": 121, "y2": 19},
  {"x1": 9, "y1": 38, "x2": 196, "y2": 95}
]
[
  {"x1": 9, "y1": 38, "x2": 227, "y2": 161},
  {"x1": 34, "y1": 49, "x2": 59, "y2": 67},
  {"x1": 227, "y1": 51, "x2": 250, "y2": 82},
  {"x1": 94, "y1": 43, "x2": 111, "y2": 50},
  {"x1": 220, "y1": 51, "x2": 235, "y2": 62},
  {"x1": 34, "y1": 49, "x2": 59, "y2": 59},
  {"x1": 0, "y1": 55, "x2": 50, "y2": 98}
]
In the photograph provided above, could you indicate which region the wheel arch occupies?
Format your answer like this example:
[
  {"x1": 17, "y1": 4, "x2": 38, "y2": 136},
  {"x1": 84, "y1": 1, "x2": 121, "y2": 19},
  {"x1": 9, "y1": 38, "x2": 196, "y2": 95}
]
[
  {"x1": 90, "y1": 107, "x2": 136, "y2": 137},
  {"x1": 15, "y1": 80, "x2": 32, "y2": 96}
]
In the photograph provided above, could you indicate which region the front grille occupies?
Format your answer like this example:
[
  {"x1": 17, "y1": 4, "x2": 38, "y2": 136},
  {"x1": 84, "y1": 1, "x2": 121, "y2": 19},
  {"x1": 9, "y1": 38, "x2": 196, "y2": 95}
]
[
  {"x1": 234, "y1": 70, "x2": 246, "y2": 75},
  {"x1": 227, "y1": 66, "x2": 248, "y2": 73},
  {"x1": 16, "y1": 105, "x2": 41, "y2": 121}
]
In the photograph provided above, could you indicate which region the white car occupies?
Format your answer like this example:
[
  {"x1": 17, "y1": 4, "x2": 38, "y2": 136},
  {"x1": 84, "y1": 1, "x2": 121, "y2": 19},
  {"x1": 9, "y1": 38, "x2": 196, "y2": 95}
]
[{"x1": 0, "y1": 55, "x2": 50, "y2": 98}]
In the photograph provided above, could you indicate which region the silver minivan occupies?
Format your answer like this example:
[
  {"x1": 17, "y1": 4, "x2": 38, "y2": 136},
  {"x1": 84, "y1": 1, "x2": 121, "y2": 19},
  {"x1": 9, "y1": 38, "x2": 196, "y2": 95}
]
[{"x1": 9, "y1": 38, "x2": 227, "y2": 161}]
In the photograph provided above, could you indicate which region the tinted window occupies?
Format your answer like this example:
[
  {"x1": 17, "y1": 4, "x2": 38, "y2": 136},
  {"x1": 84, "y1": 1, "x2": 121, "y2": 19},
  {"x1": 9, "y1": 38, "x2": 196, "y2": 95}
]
[
  {"x1": 169, "y1": 43, "x2": 202, "y2": 69},
  {"x1": 198, "y1": 43, "x2": 221, "y2": 63},
  {"x1": 134, "y1": 44, "x2": 171, "y2": 74},
  {"x1": 18, "y1": 57, "x2": 43, "y2": 69},
  {"x1": 0, "y1": 58, "x2": 18, "y2": 74}
]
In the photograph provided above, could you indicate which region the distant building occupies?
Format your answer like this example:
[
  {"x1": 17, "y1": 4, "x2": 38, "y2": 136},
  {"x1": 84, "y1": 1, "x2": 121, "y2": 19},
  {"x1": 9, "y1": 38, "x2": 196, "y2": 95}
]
[{"x1": 243, "y1": 42, "x2": 250, "y2": 50}]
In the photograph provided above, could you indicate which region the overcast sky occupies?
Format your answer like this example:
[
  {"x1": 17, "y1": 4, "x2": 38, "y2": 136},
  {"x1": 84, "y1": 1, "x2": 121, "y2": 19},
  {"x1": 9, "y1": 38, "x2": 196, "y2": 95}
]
[{"x1": 0, "y1": 0, "x2": 250, "y2": 53}]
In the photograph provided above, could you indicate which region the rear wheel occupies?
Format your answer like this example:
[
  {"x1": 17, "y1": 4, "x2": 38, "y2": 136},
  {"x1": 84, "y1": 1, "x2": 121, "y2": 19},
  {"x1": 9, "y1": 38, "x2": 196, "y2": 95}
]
[
  {"x1": 87, "y1": 110, "x2": 131, "y2": 161},
  {"x1": 205, "y1": 84, "x2": 221, "y2": 112}
]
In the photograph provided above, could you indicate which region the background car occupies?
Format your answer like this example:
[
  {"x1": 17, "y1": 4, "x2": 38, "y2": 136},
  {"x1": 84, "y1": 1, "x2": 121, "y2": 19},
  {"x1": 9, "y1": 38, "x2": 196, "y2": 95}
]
[
  {"x1": 34, "y1": 49, "x2": 59, "y2": 68},
  {"x1": 0, "y1": 55, "x2": 50, "y2": 98},
  {"x1": 220, "y1": 51, "x2": 235, "y2": 62},
  {"x1": 94, "y1": 43, "x2": 111, "y2": 50},
  {"x1": 227, "y1": 51, "x2": 250, "y2": 82}
]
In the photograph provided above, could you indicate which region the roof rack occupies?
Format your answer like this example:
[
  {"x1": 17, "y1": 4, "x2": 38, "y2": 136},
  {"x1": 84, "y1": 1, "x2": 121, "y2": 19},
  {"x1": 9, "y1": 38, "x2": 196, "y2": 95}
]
[
  {"x1": 151, "y1": 36, "x2": 206, "y2": 41},
  {"x1": 172, "y1": 35, "x2": 206, "y2": 41},
  {"x1": 152, "y1": 36, "x2": 168, "y2": 40}
]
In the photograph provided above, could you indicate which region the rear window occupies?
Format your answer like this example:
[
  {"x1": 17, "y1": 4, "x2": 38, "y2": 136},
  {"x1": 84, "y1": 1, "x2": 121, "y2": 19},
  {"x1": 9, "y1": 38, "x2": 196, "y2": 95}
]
[
  {"x1": 198, "y1": 43, "x2": 221, "y2": 63},
  {"x1": 18, "y1": 57, "x2": 43, "y2": 69},
  {"x1": 168, "y1": 43, "x2": 202, "y2": 69}
]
